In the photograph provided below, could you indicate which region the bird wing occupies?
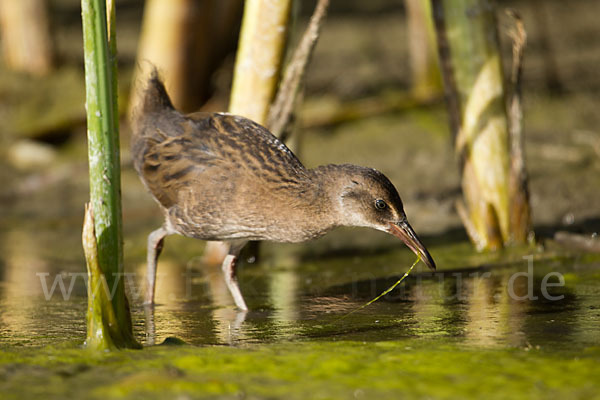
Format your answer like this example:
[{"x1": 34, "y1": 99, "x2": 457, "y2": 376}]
[
  {"x1": 133, "y1": 111, "x2": 308, "y2": 211},
  {"x1": 198, "y1": 112, "x2": 306, "y2": 175},
  {"x1": 134, "y1": 113, "x2": 217, "y2": 209}
]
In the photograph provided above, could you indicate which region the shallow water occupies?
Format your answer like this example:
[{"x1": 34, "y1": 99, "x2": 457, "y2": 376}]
[{"x1": 1, "y1": 213, "x2": 598, "y2": 350}]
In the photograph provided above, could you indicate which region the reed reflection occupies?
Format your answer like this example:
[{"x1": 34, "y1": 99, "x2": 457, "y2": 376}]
[{"x1": 0, "y1": 228, "x2": 86, "y2": 344}]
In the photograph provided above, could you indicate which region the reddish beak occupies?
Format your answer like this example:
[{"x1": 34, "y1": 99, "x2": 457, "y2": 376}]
[{"x1": 388, "y1": 221, "x2": 436, "y2": 270}]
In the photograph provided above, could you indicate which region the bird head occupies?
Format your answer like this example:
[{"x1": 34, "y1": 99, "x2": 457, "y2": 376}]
[{"x1": 328, "y1": 165, "x2": 436, "y2": 270}]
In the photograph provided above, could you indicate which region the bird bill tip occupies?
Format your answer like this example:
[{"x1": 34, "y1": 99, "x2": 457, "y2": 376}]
[{"x1": 388, "y1": 221, "x2": 436, "y2": 271}]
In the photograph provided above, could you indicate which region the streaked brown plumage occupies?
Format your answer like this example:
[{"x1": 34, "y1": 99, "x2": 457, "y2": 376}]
[{"x1": 132, "y1": 72, "x2": 435, "y2": 310}]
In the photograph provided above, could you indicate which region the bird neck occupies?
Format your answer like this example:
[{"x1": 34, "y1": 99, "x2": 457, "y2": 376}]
[
  {"x1": 257, "y1": 164, "x2": 349, "y2": 242},
  {"x1": 307, "y1": 164, "x2": 354, "y2": 225}
]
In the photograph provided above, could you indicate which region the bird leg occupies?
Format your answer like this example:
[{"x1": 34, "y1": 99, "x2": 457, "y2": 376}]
[
  {"x1": 221, "y1": 241, "x2": 248, "y2": 311},
  {"x1": 145, "y1": 226, "x2": 169, "y2": 305}
]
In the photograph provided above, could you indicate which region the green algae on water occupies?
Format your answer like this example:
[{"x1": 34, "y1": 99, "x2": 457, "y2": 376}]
[{"x1": 1, "y1": 340, "x2": 599, "y2": 400}]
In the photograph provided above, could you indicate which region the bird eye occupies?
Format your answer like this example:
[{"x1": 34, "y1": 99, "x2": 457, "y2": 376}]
[{"x1": 375, "y1": 199, "x2": 387, "y2": 210}]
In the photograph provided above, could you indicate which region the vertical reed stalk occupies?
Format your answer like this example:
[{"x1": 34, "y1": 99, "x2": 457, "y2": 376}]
[
  {"x1": 203, "y1": 0, "x2": 293, "y2": 264},
  {"x1": 431, "y1": 0, "x2": 530, "y2": 250},
  {"x1": 406, "y1": 0, "x2": 442, "y2": 100},
  {"x1": 229, "y1": 0, "x2": 293, "y2": 123},
  {"x1": 81, "y1": 0, "x2": 139, "y2": 350},
  {"x1": 0, "y1": 0, "x2": 54, "y2": 75}
]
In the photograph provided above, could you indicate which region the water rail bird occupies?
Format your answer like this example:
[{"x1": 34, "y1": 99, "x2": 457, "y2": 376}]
[{"x1": 131, "y1": 73, "x2": 436, "y2": 311}]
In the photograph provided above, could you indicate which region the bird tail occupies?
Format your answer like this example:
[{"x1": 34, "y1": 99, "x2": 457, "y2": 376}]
[
  {"x1": 129, "y1": 67, "x2": 175, "y2": 135},
  {"x1": 130, "y1": 67, "x2": 183, "y2": 177}
]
